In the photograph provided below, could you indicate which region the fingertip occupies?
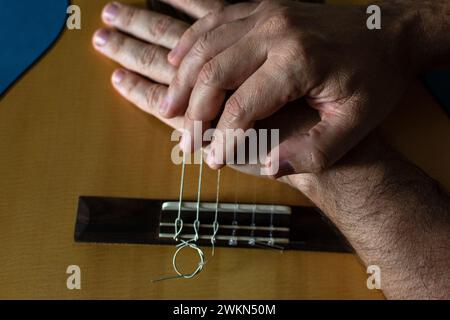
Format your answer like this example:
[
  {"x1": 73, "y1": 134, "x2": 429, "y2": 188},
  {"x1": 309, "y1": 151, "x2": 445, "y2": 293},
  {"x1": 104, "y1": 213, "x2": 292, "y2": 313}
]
[
  {"x1": 167, "y1": 46, "x2": 181, "y2": 67},
  {"x1": 92, "y1": 28, "x2": 110, "y2": 49},
  {"x1": 205, "y1": 145, "x2": 226, "y2": 170},
  {"x1": 167, "y1": 55, "x2": 180, "y2": 67},
  {"x1": 102, "y1": 2, "x2": 120, "y2": 25},
  {"x1": 112, "y1": 69, "x2": 126, "y2": 86},
  {"x1": 209, "y1": 163, "x2": 224, "y2": 171},
  {"x1": 179, "y1": 132, "x2": 191, "y2": 154},
  {"x1": 205, "y1": 153, "x2": 224, "y2": 170}
]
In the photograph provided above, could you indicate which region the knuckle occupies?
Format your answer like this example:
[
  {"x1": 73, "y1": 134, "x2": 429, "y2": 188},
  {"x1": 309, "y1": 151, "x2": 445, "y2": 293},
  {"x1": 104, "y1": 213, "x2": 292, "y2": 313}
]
[
  {"x1": 148, "y1": 16, "x2": 172, "y2": 40},
  {"x1": 181, "y1": 21, "x2": 198, "y2": 42},
  {"x1": 110, "y1": 33, "x2": 125, "y2": 55},
  {"x1": 260, "y1": 5, "x2": 295, "y2": 33},
  {"x1": 120, "y1": 6, "x2": 138, "y2": 28},
  {"x1": 145, "y1": 85, "x2": 162, "y2": 109},
  {"x1": 170, "y1": 74, "x2": 184, "y2": 90},
  {"x1": 210, "y1": 1, "x2": 226, "y2": 14},
  {"x1": 267, "y1": 60, "x2": 299, "y2": 101},
  {"x1": 204, "y1": 11, "x2": 220, "y2": 25},
  {"x1": 139, "y1": 46, "x2": 157, "y2": 68},
  {"x1": 225, "y1": 95, "x2": 247, "y2": 122},
  {"x1": 192, "y1": 32, "x2": 213, "y2": 58},
  {"x1": 198, "y1": 61, "x2": 220, "y2": 86},
  {"x1": 182, "y1": 26, "x2": 197, "y2": 43},
  {"x1": 124, "y1": 76, "x2": 139, "y2": 96}
]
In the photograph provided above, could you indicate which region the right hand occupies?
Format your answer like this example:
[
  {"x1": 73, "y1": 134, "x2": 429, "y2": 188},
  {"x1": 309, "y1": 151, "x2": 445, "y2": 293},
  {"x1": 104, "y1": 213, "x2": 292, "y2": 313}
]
[{"x1": 162, "y1": 0, "x2": 417, "y2": 176}]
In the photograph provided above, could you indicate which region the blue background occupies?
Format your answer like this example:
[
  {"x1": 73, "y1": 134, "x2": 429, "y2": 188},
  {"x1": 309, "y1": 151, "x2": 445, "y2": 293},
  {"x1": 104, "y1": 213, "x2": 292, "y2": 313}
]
[{"x1": 0, "y1": 0, "x2": 68, "y2": 95}]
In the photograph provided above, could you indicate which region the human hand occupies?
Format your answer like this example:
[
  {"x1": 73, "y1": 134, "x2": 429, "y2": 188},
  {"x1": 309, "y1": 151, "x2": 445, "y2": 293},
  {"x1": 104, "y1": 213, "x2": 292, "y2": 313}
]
[
  {"x1": 92, "y1": 0, "x2": 322, "y2": 180},
  {"x1": 163, "y1": 0, "x2": 415, "y2": 175},
  {"x1": 92, "y1": 0, "x2": 227, "y2": 128}
]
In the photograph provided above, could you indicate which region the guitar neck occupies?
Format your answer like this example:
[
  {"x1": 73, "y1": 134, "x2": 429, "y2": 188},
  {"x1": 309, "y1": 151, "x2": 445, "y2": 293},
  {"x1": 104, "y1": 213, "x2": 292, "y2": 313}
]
[{"x1": 75, "y1": 196, "x2": 352, "y2": 252}]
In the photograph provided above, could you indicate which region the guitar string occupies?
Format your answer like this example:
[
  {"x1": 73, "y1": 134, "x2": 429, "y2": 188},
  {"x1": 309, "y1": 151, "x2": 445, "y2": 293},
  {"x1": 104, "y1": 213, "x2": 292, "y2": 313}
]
[
  {"x1": 172, "y1": 151, "x2": 206, "y2": 279},
  {"x1": 156, "y1": 133, "x2": 284, "y2": 281},
  {"x1": 193, "y1": 151, "x2": 204, "y2": 241},
  {"x1": 229, "y1": 170, "x2": 239, "y2": 246},
  {"x1": 211, "y1": 169, "x2": 221, "y2": 256},
  {"x1": 254, "y1": 146, "x2": 285, "y2": 251},
  {"x1": 264, "y1": 176, "x2": 285, "y2": 251},
  {"x1": 173, "y1": 151, "x2": 186, "y2": 241},
  {"x1": 153, "y1": 151, "x2": 204, "y2": 282},
  {"x1": 268, "y1": 151, "x2": 287, "y2": 251},
  {"x1": 249, "y1": 175, "x2": 257, "y2": 246},
  {"x1": 153, "y1": 150, "x2": 222, "y2": 282}
]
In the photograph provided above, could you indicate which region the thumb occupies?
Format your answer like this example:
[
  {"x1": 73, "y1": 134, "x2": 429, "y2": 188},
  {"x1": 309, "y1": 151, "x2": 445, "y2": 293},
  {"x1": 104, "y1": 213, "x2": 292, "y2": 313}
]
[{"x1": 268, "y1": 112, "x2": 367, "y2": 177}]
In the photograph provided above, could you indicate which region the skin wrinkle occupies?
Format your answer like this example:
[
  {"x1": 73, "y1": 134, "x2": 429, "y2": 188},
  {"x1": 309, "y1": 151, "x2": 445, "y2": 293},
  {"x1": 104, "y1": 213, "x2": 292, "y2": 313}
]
[
  {"x1": 110, "y1": 33, "x2": 127, "y2": 55},
  {"x1": 148, "y1": 15, "x2": 173, "y2": 41},
  {"x1": 121, "y1": 5, "x2": 138, "y2": 29},
  {"x1": 144, "y1": 82, "x2": 163, "y2": 109},
  {"x1": 139, "y1": 45, "x2": 158, "y2": 69}
]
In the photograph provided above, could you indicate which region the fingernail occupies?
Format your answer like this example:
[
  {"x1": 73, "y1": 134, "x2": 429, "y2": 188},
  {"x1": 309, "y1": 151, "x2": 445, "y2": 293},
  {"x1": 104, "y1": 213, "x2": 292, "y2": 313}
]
[
  {"x1": 103, "y1": 2, "x2": 120, "y2": 23},
  {"x1": 112, "y1": 69, "x2": 125, "y2": 84},
  {"x1": 94, "y1": 29, "x2": 110, "y2": 47},
  {"x1": 159, "y1": 97, "x2": 170, "y2": 115},
  {"x1": 274, "y1": 160, "x2": 295, "y2": 179}
]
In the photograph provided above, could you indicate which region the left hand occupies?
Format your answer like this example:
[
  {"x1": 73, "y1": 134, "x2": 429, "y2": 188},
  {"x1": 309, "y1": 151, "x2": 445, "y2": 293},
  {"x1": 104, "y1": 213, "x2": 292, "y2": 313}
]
[{"x1": 92, "y1": 1, "x2": 226, "y2": 129}]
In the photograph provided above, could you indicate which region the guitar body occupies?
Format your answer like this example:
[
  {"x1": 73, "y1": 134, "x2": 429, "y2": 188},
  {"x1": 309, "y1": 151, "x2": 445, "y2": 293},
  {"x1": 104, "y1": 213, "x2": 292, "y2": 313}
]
[{"x1": 0, "y1": 0, "x2": 448, "y2": 299}]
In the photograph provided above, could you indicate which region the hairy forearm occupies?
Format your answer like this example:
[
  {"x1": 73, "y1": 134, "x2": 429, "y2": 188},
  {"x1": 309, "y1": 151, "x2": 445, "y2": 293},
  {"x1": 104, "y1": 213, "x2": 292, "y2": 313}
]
[{"x1": 288, "y1": 135, "x2": 450, "y2": 299}]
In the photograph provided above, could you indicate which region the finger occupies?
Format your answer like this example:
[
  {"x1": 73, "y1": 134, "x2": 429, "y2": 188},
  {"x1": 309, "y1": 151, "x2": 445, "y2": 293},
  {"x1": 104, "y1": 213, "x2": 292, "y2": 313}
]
[
  {"x1": 180, "y1": 115, "x2": 212, "y2": 154},
  {"x1": 269, "y1": 107, "x2": 366, "y2": 176},
  {"x1": 102, "y1": 2, "x2": 188, "y2": 50},
  {"x1": 208, "y1": 60, "x2": 305, "y2": 169},
  {"x1": 158, "y1": 0, "x2": 226, "y2": 19},
  {"x1": 93, "y1": 28, "x2": 177, "y2": 85},
  {"x1": 168, "y1": 2, "x2": 258, "y2": 66},
  {"x1": 187, "y1": 37, "x2": 265, "y2": 122},
  {"x1": 162, "y1": 18, "x2": 254, "y2": 118},
  {"x1": 111, "y1": 68, "x2": 184, "y2": 130},
  {"x1": 180, "y1": 39, "x2": 265, "y2": 154}
]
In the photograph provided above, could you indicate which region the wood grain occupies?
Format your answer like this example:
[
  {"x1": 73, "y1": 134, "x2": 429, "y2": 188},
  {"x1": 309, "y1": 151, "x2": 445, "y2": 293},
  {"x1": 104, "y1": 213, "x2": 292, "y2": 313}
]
[{"x1": 0, "y1": 0, "x2": 448, "y2": 299}]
